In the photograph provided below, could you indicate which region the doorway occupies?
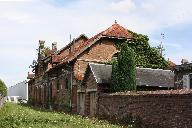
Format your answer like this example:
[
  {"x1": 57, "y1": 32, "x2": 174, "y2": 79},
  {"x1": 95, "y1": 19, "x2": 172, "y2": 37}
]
[{"x1": 89, "y1": 91, "x2": 96, "y2": 117}]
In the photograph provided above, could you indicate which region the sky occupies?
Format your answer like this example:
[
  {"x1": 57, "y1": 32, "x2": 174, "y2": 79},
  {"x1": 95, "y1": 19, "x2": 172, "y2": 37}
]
[{"x1": 0, "y1": 0, "x2": 192, "y2": 87}]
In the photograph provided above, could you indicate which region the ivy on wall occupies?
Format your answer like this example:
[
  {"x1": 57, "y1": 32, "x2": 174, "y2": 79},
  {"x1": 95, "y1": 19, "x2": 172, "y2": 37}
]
[
  {"x1": 110, "y1": 43, "x2": 136, "y2": 92},
  {"x1": 126, "y1": 31, "x2": 168, "y2": 69}
]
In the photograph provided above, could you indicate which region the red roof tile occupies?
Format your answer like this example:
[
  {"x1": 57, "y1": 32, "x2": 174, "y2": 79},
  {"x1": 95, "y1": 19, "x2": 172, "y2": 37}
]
[
  {"x1": 55, "y1": 23, "x2": 133, "y2": 69},
  {"x1": 61, "y1": 23, "x2": 133, "y2": 63},
  {"x1": 102, "y1": 23, "x2": 133, "y2": 39},
  {"x1": 52, "y1": 55, "x2": 59, "y2": 63}
]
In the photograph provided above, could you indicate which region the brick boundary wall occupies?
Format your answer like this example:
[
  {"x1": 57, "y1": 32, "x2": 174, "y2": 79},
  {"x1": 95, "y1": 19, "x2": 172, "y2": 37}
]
[{"x1": 97, "y1": 90, "x2": 192, "y2": 128}]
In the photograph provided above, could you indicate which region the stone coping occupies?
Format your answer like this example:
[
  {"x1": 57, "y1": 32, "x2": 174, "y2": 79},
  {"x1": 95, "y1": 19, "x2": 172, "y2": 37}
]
[{"x1": 107, "y1": 89, "x2": 192, "y2": 96}]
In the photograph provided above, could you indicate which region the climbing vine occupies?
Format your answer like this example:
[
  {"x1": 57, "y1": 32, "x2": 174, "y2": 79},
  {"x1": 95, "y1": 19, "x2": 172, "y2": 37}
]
[{"x1": 114, "y1": 31, "x2": 168, "y2": 69}]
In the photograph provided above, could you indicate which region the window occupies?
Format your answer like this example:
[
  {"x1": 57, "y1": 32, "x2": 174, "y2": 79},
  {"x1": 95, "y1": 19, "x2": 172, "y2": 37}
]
[{"x1": 65, "y1": 78, "x2": 69, "y2": 90}]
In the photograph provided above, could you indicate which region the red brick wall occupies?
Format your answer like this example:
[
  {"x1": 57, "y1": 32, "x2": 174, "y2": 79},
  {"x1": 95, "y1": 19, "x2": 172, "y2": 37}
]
[
  {"x1": 97, "y1": 90, "x2": 192, "y2": 128},
  {"x1": 74, "y1": 39, "x2": 118, "y2": 80}
]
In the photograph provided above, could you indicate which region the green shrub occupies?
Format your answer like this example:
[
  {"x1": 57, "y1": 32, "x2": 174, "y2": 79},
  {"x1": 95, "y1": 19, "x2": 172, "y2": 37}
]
[
  {"x1": 110, "y1": 43, "x2": 136, "y2": 92},
  {"x1": 0, "y1": 79, "x2": 7, "y2": 96}
]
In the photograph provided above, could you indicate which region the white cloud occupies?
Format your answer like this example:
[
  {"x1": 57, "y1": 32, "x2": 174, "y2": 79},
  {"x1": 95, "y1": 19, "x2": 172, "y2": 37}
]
[
  {"x1": 108, "y1": 0, "x2": 136, "y2": 13},
  {"x1": 0, "y1": 0, "x2": 192, "y2": 86}
]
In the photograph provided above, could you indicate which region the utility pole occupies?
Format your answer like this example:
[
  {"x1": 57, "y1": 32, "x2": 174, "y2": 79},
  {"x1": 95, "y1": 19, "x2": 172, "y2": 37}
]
[{"x1": 160, "y1": 33, "x2": 165, "y2": 57}]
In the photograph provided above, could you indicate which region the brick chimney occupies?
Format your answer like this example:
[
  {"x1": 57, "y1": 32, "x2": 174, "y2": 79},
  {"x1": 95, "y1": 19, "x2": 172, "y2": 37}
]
[{"x1": 52, "y1": 42, "x2": 57, "y2": 53}]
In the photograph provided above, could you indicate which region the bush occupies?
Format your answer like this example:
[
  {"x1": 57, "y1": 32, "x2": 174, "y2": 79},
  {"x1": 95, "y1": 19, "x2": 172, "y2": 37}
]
[
  {"x1": 110, "y1": 43, "x2": 136, "y2": 92},
  {"x1": 0, "y1": 79, "x2": 7, "y2": 97}
]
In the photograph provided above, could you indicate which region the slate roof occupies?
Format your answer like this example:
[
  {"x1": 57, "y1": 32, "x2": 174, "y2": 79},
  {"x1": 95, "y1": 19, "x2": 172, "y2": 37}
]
[
  {"x1": 88, "y1": 63, "x2": 174, "y2": 87},
  {"x1": 136, "y1": 68, "x2": 174, "y2": 87},
  {"x1": 89, "y1": 63, "x2": 112, "y2": 84}
]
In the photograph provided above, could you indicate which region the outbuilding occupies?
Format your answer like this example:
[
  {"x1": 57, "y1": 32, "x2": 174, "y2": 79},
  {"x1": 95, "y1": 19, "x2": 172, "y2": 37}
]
[{"x1": 78, "y1": 63, "x2": 174, "y2": 117}]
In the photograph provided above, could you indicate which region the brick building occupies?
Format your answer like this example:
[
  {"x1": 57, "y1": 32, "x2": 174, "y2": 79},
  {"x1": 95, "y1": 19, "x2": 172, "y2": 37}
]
[
  {"x1": 173, "y1": 63, "x2": 192, "y2": 89},
  {"x1": 27, "y1": 23, "x2": 133, "y2": 112}
]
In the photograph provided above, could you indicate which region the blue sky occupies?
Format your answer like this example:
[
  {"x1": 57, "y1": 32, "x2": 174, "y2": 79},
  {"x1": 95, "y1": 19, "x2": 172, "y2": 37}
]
[{"x1": 0, "y1": 0, "x2": 192, "y2": 87}]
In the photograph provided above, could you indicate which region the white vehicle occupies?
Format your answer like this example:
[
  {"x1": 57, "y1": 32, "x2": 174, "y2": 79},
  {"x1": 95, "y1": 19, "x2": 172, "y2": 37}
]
[{"x1": 8, "y1": 80, "x2": 28, "y2": 102}]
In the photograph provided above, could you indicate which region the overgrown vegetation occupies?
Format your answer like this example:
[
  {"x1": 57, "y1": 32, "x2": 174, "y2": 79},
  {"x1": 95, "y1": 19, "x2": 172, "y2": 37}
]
[
  {"x1": 110, "y1": 43, "x2": 136, "y2": 92},
  {"x1": 0, "y1": 79, "x2": 7, "y2": 96},
  {"x1": 108, "y1": 31, "x2": 169, "y2": 92},
  {"x1": 126, "y1": 31, "x2": 168, "y2": 69},
  {"x1": 0, "y1": 103, "x2": 128, "y2": 128}
]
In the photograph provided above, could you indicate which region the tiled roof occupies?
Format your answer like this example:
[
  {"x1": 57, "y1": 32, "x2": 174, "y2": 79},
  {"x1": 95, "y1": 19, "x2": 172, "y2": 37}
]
[
  {"x1": 52, "y1": 54, "x2": 59, "y2": 63},
  {"x1": 102, "y1": 23, "x2": 133, "y2": 39},
  {"x1": 57, "y1": 34, "x2": 89, "y2": 55},
  {"x1": 168, "y1": 60, "x2": 176, "y2": 69},
  {"x1": 47, "y1": 23, "x2": 133, "y2": 74},
  {"x1": 60, "y1": 23, "x2": 133, "y2": 63},
  {"x1": 86, "y1": 63, "x2": 174, "y2": 88}
]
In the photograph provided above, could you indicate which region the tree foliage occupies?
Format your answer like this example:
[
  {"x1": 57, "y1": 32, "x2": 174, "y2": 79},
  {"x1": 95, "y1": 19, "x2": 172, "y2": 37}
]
[
  {"x1": 0, "y1": 79, "x2": 7, "y2": 96},
  {"x1": 124, "y1": 31, "x2": 168, "y2": 69},
  {"x1": 110, "y1": 43, "x2": 136, "y2": 92},
  {"x1": 109, "y1": 31, "x2": 169, "y2": 92}
]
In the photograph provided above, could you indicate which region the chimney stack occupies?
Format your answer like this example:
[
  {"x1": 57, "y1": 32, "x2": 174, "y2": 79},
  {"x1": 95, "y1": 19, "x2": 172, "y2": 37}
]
[
  {"x1": 38, "y1": 40, "x2": 45, "y2": 61},
  {"x1": 39, "y1": 40, "x2": 45, "y2": 49},
  {"x1": 52, "y1": 42, "x2": 57, "y2": 53}
]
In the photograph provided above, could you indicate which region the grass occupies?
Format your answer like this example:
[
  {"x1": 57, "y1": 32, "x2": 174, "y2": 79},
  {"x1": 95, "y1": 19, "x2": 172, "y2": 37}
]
[{"x1": 0, "y1": 103, "x2": 125, "y2": 128}]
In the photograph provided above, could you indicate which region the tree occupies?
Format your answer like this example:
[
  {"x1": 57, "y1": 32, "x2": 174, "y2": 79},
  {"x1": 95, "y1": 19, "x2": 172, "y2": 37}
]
[
  {"x1": 110, "y1": 43, "x2": 136, "y2": 92},
  {"x1": 125, "y1": 30, "x2": 168, "y2": 69},
  {"x1": 0, "y1": 79, "x2": 7, "y2": 96}
]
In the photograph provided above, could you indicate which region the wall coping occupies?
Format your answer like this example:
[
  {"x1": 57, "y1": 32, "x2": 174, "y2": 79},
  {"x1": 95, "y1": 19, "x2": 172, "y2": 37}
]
[{"x1": 101, "y1": 89, "x2": 192, "y2": 97}]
